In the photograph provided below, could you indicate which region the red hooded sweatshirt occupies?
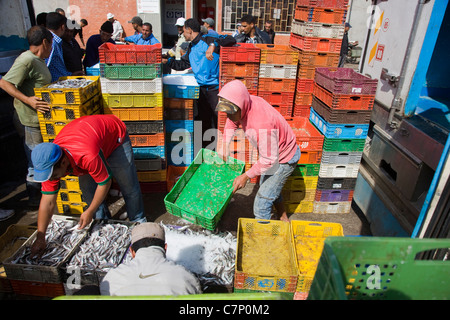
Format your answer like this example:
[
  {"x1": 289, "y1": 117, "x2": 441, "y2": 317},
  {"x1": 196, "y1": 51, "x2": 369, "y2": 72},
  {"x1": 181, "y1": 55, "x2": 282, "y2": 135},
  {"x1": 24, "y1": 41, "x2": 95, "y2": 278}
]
[{"x1": 218, "y1": 80, "x2": 298, "y2": 179}]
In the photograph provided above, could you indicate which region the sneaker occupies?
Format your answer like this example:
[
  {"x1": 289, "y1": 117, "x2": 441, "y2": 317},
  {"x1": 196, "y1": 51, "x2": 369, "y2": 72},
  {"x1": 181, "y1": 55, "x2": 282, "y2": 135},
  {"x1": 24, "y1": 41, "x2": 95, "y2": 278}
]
[{"x1": 0, "y1": 209, "x2": 14, "y2": 221}]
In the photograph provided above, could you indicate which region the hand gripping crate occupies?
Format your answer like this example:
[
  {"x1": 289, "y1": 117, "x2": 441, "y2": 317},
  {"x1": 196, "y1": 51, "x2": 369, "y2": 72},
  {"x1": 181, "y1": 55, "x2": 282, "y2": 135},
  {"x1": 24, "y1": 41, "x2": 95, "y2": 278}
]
[
  {"x1": 163, "y1": 74, "x2": 200, "y2": 99},
  {"x1": 100, "y1": 63, "x2": 162, "y2": 80},
  {"x1": 296, "y1": 0, "x2": 349, "y2": 9},
  {"x1": 38, "y1": 95, "x2": 103, "y2": 122},
  {"x1": 102, "y1": 93, "x2": 163, "y2": 108},
  {"x1": 104, "y1": 106, "x2": 163, "y2": 121},
  {"x1": 291, "y1": 20, "x2": 345, "y2": 39},
  {"x1": 313, "y1": 83, "x2": 375, "y2": 110},
  {"x1": 294, "y1": 6, "x2": 347, "y2": 24},
  {"x1": 98, "y1": 43, "x2": 162, "y2": 64},
  {"x1": 315, "y1": 189, "x2": 354, "y2": 202},
  {"x1": 297, "y1": 50, "x2": 340, "y2": 67},
  {"x1": 289, "y1": 34, "x2": 342, "y2": 53},
  {"x1": 313, "y1": 201, "x2": 351, "y2": 214},
  {"x1": 234, "y1": 218, "x2": 298, "y2": 293},
  {"x1": 220, "y1": 43, "x2": 261, "y2": 63},
  {"x1": 259, "y1": 64, "x2": 298, "y2": 79},
  {"x1": 220, "y1": 61, "x2": 260, "y2": 78},
  {"x1": 101, "y1": 78, "x2": 162, "y2": 94},
  {"x1": 34, "y1": 76, "x2": 101, "y2": 105},
  {"x1": 284, "y1": 116, "x2": 324, "y2": 151},
  {"x1": 308, "y1": 237, "x2": 450, "y2": 300},
  {"x1": 291, "y1": 220, "x2": 343, "y2": 293},
  {"x1": 314, "y1": 67, "x2": 378, "y2": 95},
  {"x1": 310, "y1": 107, "x2": 369, "y2": 139},
  {"x1": 255, "y1": 44, "x2": 299, "y2": 65},
  {"x1": 164, "y1": 149, "x2": 245, "y2": 230}
]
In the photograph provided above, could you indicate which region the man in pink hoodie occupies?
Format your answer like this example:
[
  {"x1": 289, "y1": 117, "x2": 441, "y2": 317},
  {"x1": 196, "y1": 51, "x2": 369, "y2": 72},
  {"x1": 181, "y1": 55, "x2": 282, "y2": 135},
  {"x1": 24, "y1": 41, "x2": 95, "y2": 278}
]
[{"x1": 217, "y1": 80, "x2": 300, "y2": 221}]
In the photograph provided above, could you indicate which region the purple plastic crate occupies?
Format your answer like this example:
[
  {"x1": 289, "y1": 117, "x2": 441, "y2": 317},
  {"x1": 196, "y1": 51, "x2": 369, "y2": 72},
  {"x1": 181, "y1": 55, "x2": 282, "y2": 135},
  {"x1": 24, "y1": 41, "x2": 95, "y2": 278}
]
[
  {"x1": 315, "y1": 189, "x2": 354, "y2": 202},
  {"x1": 314, "y1": 67, "x2": 378, "y2": 95}
]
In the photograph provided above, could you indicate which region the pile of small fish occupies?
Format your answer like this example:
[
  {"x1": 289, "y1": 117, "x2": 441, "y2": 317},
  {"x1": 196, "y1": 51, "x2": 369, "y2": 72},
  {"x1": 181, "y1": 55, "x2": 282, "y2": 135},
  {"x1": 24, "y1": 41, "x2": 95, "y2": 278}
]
[
  {"x1": 47, "y1": 78, "x2": 93, "y2": 89},
  {"x1": 67, "y1": 222, "x2": 132, "y2": 272},
  {"x1": 11, "y1": 219, "x2": 83, "y2": 266}
]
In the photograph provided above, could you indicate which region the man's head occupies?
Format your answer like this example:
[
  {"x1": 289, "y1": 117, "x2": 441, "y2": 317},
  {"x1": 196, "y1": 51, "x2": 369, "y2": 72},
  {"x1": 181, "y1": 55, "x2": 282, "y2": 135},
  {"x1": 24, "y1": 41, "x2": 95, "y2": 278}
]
[
  {"x1": 55, "y1": 8, "x2": 65, "y2": 16},
  {"x1": 27, "y1": 26, "x2": 53, "y2": 59},
  {"x1": 36, "y1": 12, "x2": 47, "y2": 27},
  {"x1": 264, "y1": 20, "x2": 273, "y2": 32},
  {"x1": 141, "y1": 22, "x2": 153, "y2": 40},
  {"x1": 107, "y1": 13, "x2": 115, "y2": 23},
  {"x1": 175, "y1": 17, "x2": 186, "y2": 34},
  {"x1": 80, "y1": 19, "x2": 88, "y2": 28},
  {"x1": 130, "y1": 223, "x2": 166, "y2": 257},
  {"x1": 100, "y1": 21, "x2": 114, "y2": 43},
  {"x1": 62, "y1": 23, "x2": 75, "y2": 42},
  {"x1": 202, "y1": 17, "x2": 215, "y2": 29},
  {"x1": 31, "y1": 143, "x2": 70, "y2": 182},
  {"x1": 46, "y1": 11, "x2": 67, "y2": 36},
  {"x1": 183, "y1": 18, "x2": 200, "y2": 41},
  {"x1": 129, "y1": 16, "x2": 143, "y2": 32},
  {"x1": 345, "y1": 22, "x2": 351, "y2": 32},
  {"x1": 240, "y1": 14, "x2": 255, "y2": 35}
]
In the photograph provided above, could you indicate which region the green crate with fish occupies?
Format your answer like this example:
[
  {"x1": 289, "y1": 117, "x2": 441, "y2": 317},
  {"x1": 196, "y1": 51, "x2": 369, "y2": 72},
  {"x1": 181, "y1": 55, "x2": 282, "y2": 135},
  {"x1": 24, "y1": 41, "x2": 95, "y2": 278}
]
[{"x1": 164, "y1": 148, "x2": 245, "y2": 230}]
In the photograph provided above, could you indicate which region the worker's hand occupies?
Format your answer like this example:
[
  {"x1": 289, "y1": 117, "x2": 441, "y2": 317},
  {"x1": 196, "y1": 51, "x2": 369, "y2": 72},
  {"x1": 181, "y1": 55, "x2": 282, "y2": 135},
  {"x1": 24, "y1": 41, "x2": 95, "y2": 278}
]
[
  {"x1": 27, "y1": 96, "x2": 50, "y2": 114},
  {"x1": 232, "y1": 173, "x2": 249, "y2": 193},
  {"x1": 78, "y1": 210, "x2": 95, "y2": 229},
  {"x1": 205, "y1": 45, "x2": 214, "y2": 61},
  {"x1": 31, "y1": 232, "x2": 47, "y2": 258}
]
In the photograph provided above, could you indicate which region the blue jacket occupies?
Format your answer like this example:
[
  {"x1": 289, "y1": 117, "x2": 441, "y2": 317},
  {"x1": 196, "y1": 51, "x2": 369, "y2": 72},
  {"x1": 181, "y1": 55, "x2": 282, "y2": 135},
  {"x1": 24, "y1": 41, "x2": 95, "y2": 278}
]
[
  {"x1": 167, "y1": 33, "x2": 236, "y2": 86},
  {"x1": 124, "y1": 33, "x2": 160, "y2": 45}
]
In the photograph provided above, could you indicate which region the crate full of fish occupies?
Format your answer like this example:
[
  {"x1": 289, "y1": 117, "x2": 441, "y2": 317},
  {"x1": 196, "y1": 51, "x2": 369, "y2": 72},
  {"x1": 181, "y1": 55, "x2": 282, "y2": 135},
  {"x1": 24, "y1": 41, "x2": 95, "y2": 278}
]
[
  {"x1": 234, "y1": 218, "x2": 298, "y2": 293},
  {"x1": 164, "y1": 148, "x2": 245, "y2": 231},
  {"x1": 64, "y1": 220, "x2": 135, "y2": 286},
  {"x1": 3, "y1": 216, "x2": 87, "y2": 283},
  {"x1": 34, "y1": 76, "x2": 101, "y2": 105}
]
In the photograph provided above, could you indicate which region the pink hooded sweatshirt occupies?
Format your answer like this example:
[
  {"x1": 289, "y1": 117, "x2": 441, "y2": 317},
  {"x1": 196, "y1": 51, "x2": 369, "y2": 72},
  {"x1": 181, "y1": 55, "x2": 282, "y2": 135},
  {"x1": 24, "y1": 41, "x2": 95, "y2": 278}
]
[{"x1": 218, "y1": 80, "x2": 298, "y2": 179}]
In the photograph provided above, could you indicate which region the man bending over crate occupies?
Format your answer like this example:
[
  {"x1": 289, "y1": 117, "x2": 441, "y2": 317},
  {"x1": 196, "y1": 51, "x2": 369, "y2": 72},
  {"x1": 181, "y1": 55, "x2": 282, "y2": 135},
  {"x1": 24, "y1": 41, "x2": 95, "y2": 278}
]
[
  {"x1": 217, "y1": 80, "x2": 300, "y2": 222},
  {"x1": 30, "y1": 115, "x2": 146, "y2": 256}
]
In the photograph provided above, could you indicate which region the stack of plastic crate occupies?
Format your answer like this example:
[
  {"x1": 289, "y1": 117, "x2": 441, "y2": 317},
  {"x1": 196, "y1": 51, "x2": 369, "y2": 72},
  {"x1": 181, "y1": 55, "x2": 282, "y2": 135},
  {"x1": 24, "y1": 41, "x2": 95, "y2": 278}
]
[
  {"x1": 289, "y1": 0, "x2": 348, "y2": 118},
  {"x1": 310, "y1": 67, "x2": 378, "y2": 213},
  {"x1": 34, "y1": 75, "x2": 102, "y2": 215},
  {"x1": 99, "y1": 43, "x2": 166, "y2": 193},
  {"x1": 282, "y1": 116, "x2": 324, "y2": 214},
  {"x1": 163, "y1": 74, "x2": 199, "y2": 191},
  {"x1": 256, "y1": 44, "x2": 299, "y2": 117},
  {"x1": 218, "y1": 43, "x2": 260, "y2": 183}
]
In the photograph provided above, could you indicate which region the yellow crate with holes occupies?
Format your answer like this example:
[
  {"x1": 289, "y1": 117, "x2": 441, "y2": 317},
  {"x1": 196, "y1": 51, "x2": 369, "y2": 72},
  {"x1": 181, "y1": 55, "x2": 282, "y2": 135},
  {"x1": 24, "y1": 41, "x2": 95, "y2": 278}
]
[
  {"x1": 102, "y1": 93, "x2": 163, "y2": 108},
  {"x1": 37, "y1": 95, "x2": 102, "y2": 123},
  {"x1": 34, "y1": 76, "x2": 100, "y2": 105},
  {"x1": 58, "y1": 190, "x2": 84, "y2": 203},
  {"x1": 281, "y1": 188, "x2": 316, "y2": 202},
  {"x1": 290, "y1": 220, "x2": 344, "y2": 293},
  {"x1": 104, "y1": 106, "x2": 163, "y2": 121},
  {"x1": 283, "y1": 176, "x2": 318, "y2": 190},
  {"x1": 284, "y1": 201, "x2": 315, "y2": 214},
  {"x1": 59, "y1": 176, "x2": 81, "y2": 191},
  {"x1": 56, "y1": 200, "x2": 88, "y2": 215}
]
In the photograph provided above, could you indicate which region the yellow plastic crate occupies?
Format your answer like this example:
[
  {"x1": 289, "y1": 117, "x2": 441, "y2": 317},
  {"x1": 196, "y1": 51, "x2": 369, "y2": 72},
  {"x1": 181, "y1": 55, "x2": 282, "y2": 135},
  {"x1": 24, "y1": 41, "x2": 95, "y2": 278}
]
[
  {"x1": 59, "y1": 176, "x2": 81, "y2": 191},
  {"x1": 102, "y1": 93, "x2": 163, "y2": 108},
  {"x1": 39, "y1": 120, "x2": 70, "y2": 138},
  {"x1": 58, "y1": 190, "x2": 84, "y2": 203},
  {"x1": 283, "y1": 176, "x2": 318, "y2": 190},
  {"x1": 104, "y1": 106, "x2": 163, "y2": 121},
  {"x1": 38, "y1": 95, "x2": 103, "y2": 123},
  {"x1": 284, "y1": 201, "x2": 314, "y2": 214},
  {"x1": 56, "y1": 200, "x2": 87, "y2": 215},
  {"x1": 34, "y1": 76, "x2": 100, "y2": 105},
  {"x1": 290, "y1": 220, "x2": 344, "y2": 293},
  {"x1": 281, "y1": 188, "x2": 316, "y2": 202},
  {"x1": 234, "y1": 218, "x2": 298, "y2": 293},
  {"x1": 137, "y1": 170, "x2": 167, "y2": 182}
]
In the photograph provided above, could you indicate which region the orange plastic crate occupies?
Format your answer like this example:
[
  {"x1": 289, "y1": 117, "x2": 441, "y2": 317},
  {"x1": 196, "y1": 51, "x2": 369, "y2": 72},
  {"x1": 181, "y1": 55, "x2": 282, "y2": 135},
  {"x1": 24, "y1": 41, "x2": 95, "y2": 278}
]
[
  {"x1": 300, "y1": 149, "x2": 323, "y2": 164},
  {"x1": 130, "y1": 133, "x2": 165, "y2": 147},
  {"x1": 284, "y1": 116, "x2": 324, "y2": 151},
  {"x1": 256, "y1": 44, "x2": 299, "y2": 65},
  {"x1": 293, "y1": 105, "x2": 312, "y2": 117},
  {"x1": 296, "y1": 0, "x2": 349, "y2": 9},
  {"x1": 164, "y1": 98, "x2": 194, "y2": 109},
  {"x1": 258, "y1": 91, "x2": 295, "y2": 106},
  {"x1": 294, "y1": 92, "x2": 313, "y2": 105},
  {"x1": 297, "y1": 64, "x2": 317, "y2": 79},
  {"x1": 167, "y1": 165, "x2": 188, "y2": 192},
  {"x1": 220, "y1": 76, "x2": 258, "y2": 93},
  {"x1": 294, "y1": 6, "x2": 347, "y2": 24},
  {"x1": 298, "y1": 50, "x2": 340, "y2": 67},
  {"x1": 220, "y1": 62, "x2": 260, "y2": 78},
  {"x1": 296, "y1": 79, "x2": 315, "y2": 93},
  {"x1": 220, "y1": 43, "x2": 261, "y2": 63},
  {"x1": 313, "y1": 83, "x2": 375, "y2": 110},
  {"x1": 258, "y1": 78, "x2": 297, "y2": 92},
  {"x1": 273, "y1": 105, "x2": 293, "y2": 117},
  {"x1": 99, "y1": 43, "x2": 162, "y2": 64},
  {"x1": 289, "y1": 34, "x2": 341, "y2": 53}
]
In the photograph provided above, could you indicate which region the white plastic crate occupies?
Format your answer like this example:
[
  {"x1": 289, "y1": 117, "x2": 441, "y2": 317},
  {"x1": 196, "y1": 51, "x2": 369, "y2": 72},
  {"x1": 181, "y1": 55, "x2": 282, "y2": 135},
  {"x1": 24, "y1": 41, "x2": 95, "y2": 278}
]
[
  {"x1": 313, "y1": 201, "x2": 351, "y2": 214},
  {"x1": 321, "y1": 151, "x2": 363, "y2": 165},
  {"x1": 291, "y1": 20, "x2": 345, "y2": 39},
  {"x1": 100, "y1": 78, "x2": 162, "y2": 94},
  {"x1": 259, "y1": 64, "x2": 298, "y2": 79},
  {"x1": 319, "y1": 163, "x2": 360, "y2": 178}
]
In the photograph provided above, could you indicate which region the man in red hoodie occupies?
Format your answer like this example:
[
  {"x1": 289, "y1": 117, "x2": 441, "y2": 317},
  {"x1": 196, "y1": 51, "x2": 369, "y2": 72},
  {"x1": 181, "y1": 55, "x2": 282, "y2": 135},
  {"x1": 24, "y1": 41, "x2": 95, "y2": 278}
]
[{"x1": 217, "y1": 80, "x2": 300, "y2": 221}]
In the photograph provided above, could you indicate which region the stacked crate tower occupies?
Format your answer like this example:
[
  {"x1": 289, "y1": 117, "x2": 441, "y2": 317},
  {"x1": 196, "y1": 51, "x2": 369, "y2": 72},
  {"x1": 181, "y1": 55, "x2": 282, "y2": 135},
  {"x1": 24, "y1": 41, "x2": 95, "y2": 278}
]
[
  {"x1": 34, "y1": 75, "x2": 103, "y2": 215},
  {"x1": 163, "y1": 74, "x2": 199, "y2": 191},
  {"x1": 311, "y1": 67, "x2": 377, "y2": 213},
  {"x1": 289, "y1": 0, "x2": 348, "y2": 118},
  {"x1": 218, "y1": 43, "x2": 261, "y2": 182},
  {"x1": 99, "y1": 43, "x2": 167, "y2": 193}
]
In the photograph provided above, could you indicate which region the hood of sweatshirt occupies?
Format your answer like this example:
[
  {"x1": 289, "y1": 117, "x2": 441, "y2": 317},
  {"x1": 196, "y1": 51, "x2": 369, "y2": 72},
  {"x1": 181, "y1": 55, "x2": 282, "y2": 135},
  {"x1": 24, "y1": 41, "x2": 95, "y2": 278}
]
[{"x1": 217, "y1": 80, "x2": 251, "y2": 120}]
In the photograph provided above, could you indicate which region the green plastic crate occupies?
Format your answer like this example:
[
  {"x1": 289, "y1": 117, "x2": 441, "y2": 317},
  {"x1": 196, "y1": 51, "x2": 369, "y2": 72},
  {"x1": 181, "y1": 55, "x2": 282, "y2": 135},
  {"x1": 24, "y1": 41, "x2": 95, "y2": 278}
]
[
  {"x1": 164, "y1": 148, "x2": 245, "y2": 230},
  {"x1": 100, "y1": 63, "x2": 162, "y2": 80},
  {"x1": 322, "y1": 137, "x2": 365, "y2": 152},
  {"x1": 291, "y1": 163, "x2": 320, "y2": 177},
  {"x1": 308, "y1": 237, "x2": 450, "y2": 300}
]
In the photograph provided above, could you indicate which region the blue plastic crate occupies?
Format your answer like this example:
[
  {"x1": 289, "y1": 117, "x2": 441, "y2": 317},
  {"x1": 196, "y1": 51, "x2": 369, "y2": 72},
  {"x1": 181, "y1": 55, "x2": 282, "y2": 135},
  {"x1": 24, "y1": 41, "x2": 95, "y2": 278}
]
[
  {"x1": 164, "y1": 120, "x2": 194, "y2": 133},
  {"x1": 86, "y1": 64, "x2": 100, "y2": 76},
  {"x1": 133, "y1": 146, "x2": 165, "y2": 160},
  {"x1": 163, "y1": 74, "x2": 200, "y2": 99},
  {"x1": 166, "y1": 141, "x2": 194, "y2": 166},
  {"x1": 310, "y1": 107, "x2": 369, "y2": 139}
]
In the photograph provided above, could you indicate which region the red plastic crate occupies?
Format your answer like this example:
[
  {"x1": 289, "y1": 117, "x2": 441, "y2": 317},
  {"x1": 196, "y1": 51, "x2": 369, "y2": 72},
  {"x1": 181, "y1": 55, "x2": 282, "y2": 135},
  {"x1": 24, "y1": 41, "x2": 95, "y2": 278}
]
[
  {"x1": 99, "y1": 43, "x2": 162, "y2": 64},
  {"x1": 273, "y1": 105, "x2": 294, "y2": 117},
  {"x1": 314, "y1": 67, "x2": 379, "y2": 95},
  {"x1": 300, "y1": 149, "x2": 323, "y2": 164},
  {"x1": 298, "y1": 50, "x2": 340, "y2": 67},
  {"x1": 296, "y1": 79, "x2": 315, "y2": 93},
  {"x1": 220, "y1": 62, "x2": 260, "y2": 78},
  {"x1": 258, "y1": 91, "x2": 295, "y2": 106},
  {"x1": 220, "y1": 76, "x2": 258, "y2": 93},
  {"x1": 295, "y1": 92, "x2": 313, "y2": 105},
  {"x1": 167, "y1": 166, "x2": 188, "y2": 192},
  {"x1": 220, "y1": 43, "x2": 261, "y2": 63},
  {"x1": 284, "y1": 116, "x2": 324, "y2": 151},
  {"x1": 294, "y1": 6, "x2": 347, "y2": 24},
  {"x1": 130, "y1": 133, "x2": 165, "y2": 147},
  {"x1": 255, "y1": 44, "x2": 299, "y2": 65},
  {"x1": 289, "y1": 34, "x2": 341, "y2": 53},
  {"x1": 293, "y1": 105, "x2": 311, "y2": 117},
  {"x1": 258, "y1": 78, "x2": 297, "y2": 92},
  {"x1": 297, "y1": 64, "x2": 317, "y2": 79},
  {"x1": 313, "y1": 83, "x2": 375, "y2": 110},
  {"x1": 296, "y1": 0, "x2": 349, "y2": 9}
]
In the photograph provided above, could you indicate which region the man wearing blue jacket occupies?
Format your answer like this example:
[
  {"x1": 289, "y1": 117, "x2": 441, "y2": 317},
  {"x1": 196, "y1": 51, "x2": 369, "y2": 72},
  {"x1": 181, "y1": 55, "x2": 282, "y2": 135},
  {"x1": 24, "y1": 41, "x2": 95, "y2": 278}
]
[
  {"x1": 163, "y1": 18, "x2": 236, "y2": 148},
  {"x1": 122, "y1": 22, "x2": 160, "y2": 45}
]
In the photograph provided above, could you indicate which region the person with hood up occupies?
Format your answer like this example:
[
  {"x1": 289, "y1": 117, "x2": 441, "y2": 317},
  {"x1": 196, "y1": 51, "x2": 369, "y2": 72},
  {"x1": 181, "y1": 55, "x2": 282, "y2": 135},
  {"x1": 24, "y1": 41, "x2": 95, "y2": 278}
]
[{"x1": 217, "y1": 80, "x2": 300, "y2": 222}]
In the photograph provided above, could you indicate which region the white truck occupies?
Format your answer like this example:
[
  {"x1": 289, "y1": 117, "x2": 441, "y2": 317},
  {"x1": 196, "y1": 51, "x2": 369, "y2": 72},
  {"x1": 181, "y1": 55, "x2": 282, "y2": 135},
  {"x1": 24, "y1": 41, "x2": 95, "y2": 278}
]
[{"x1": 351, "y1": 0, "x2": 450, "y2": 239}]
